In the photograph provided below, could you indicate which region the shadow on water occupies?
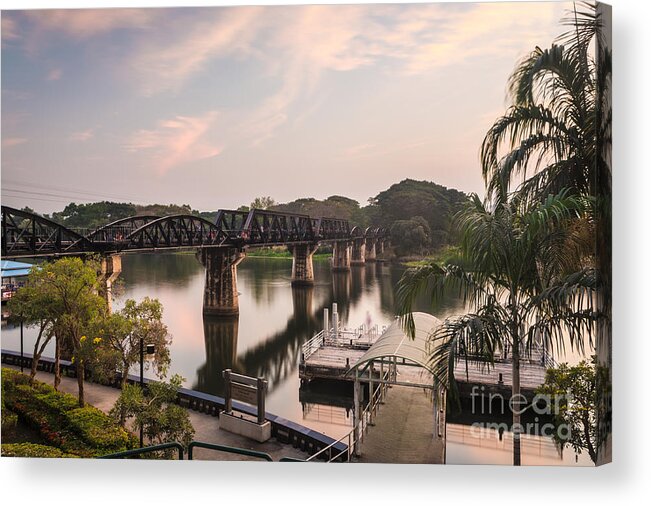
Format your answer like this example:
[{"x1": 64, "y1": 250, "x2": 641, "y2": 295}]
[{"x1": 120, "y1": 251, "x2": 203, "y2": 287}]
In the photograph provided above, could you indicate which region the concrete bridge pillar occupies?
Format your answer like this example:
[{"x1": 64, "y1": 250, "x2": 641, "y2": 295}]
[
  {"x1": 375, "y1": 240, "x2": 385, "y2": 257},
  {"x1": 351, "y1": 238, "x2": 366, "y2": 265},
  {"x1": 99, "y1": 254, "x2": 121, "y2": 312},
  {"x1": 332, "y1": 241, "x2": 351, "y2": 271},
  {"x1": 200, "y1": 247, "x2": 246, "y2": 317},
  {"x1": 365, "y1": 240, "x2": 377, "y2": 262},
  {"x1": 289, "y1": 243, "x2": 319, "y2": 286}
]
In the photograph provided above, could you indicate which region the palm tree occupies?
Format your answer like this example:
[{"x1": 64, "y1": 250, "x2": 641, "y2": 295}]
[
  {"x1": 479, "y1": 1, "x2": 612, "y2": 463},
  {"x1": 397, "y1": 191, "x2": 597, "y2": 465},
  {"x1": 480, "y1": 2, "x2": 610, "y2": 207}
]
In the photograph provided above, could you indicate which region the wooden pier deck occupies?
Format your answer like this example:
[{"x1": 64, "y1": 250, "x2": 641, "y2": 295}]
[{"x1": 300, "y1": 326, "x2": 554, "y2": 397}]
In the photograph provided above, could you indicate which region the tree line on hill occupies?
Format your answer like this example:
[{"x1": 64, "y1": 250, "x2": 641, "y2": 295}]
[{"x1": 25, "y1": 178, "x2": 469, "y2": 257}]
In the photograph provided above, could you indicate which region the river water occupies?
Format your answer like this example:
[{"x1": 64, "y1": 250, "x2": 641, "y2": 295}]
[{"x1": 1, "y1": 252, "x2": 592, "y2": 465}]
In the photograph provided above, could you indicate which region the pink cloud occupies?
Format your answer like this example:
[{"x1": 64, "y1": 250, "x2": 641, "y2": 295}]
[
  {"x1": 2, "y1": 137, "x2": 27, "y2": 148},
  {"x1": 343, "y1": 143, "x2": 376, "y2": 158},
  {"x1": 69, "y1": 128, "x2": 95, "y2": 142},
  {"x1": 129, "y1": 7, "x2": 262, "y2": 96},
  {"x1": 125, "y1": 111, "x2": 221, "y2": 174},
  {"x1": 24, "y1": 9, "x2": 157, "y2": 39},
  {"x1": 46, "y1": 68, "x2": 63, "y2": 81},
  {"x1": 2, "y1": 16, "x2": 20, "y2": 41}
]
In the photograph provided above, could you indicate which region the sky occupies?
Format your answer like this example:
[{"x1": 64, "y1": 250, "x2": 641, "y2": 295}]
[{"x1": 1, "y1": 1, "x2": 572, "y2": 214}]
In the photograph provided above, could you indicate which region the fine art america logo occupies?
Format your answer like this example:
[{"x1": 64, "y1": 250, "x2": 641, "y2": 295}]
[{"x1": 470, "y1": 386, "x2": 571, "y2": 439}]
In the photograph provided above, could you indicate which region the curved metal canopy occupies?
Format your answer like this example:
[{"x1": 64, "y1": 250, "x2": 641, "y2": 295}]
[{"x1": 349, "y1": 312, "x2": 442, "y2": 374}]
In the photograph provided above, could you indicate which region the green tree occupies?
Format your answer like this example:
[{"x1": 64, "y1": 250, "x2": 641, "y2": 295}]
[
  {"x1": 110, "y1": 374, "x2": 194, "y2": 455},
  {"x1": 397, "y1": 192, "x2": 597, "y2": 466},
  {"x1": 10, "y1": 257, "x2": 106, "y2": 405},
  {"x1": 7, "y1": 279, "x2": 56, "y2": 384},
  {"x1": 389, "y1": 216, "x2": 431, "y2": 257},
  {"x1": 270, "y1": 195, "x2": 364, "y2": 225},
  {"x1": 51, "y1": 202, "x2": 137, "y2": 229},
  {"x1": 92, "y1": 298, "x2": 171, "y2": 389},
  {"x1": 250, "y1": 196, "x2": 276, "y2": 210},
  {"x1": 367, "y1": 179, "x2": 468, "y2": 254},
  {"x1": 480, "y1": 2, "x2": 611, "y2": 462},
  {"x1": 536, "y1": 358, "x2": 599, "y2": 463},
  {"x1": 481, "y1": 3, "x2": 610, "y2": 207}
]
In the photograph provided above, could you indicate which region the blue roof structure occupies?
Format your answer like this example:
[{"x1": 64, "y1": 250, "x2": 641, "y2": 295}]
[{"x1": 1, "y1": 260, "x2": 34, "y2": 279}]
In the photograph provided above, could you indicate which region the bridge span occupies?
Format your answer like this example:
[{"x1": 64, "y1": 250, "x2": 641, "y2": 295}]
[{"x1": 1, "y1": 206, "x2": 389, "y2": 315}]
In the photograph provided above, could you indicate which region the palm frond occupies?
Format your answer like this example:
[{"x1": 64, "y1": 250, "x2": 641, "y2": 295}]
[{"x1": 426, "y1": 304, "x2": 510, "y2": 406}]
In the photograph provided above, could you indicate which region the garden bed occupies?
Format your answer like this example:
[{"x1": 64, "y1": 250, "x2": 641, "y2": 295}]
[{"x1": 1, "y1": 368, "x2": 137, "y2": 458}]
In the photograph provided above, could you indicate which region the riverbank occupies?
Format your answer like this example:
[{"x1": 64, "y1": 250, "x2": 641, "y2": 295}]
[
  {"x1": 398, "y1": 245, "x2": 461, "y2": 267},
  {"x1": 1, "y1": 350, "x2": 344, "y2": 461}
]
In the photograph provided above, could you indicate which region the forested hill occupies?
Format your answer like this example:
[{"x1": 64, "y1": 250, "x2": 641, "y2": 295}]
[
  {"x1": 27, "y1": 178, "x2": 469, "y2": 256},
  {"x1": 365, "y1": 179, "x2": 468, "y2": 255},
  {"x1": 45, "y1": 203, "x2": 197, "y2": 229}
]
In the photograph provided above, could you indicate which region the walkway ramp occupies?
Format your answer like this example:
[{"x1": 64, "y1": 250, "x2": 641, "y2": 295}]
[{"x1": 353, "y1": 385, "x2": 445, "y2": 464}]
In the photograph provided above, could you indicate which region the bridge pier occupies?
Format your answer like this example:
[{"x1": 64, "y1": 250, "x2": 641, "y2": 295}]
[
  {"x1": 351, "y1": 238, "x2": 366, "y2": 265},
  {"x1": 292, "y1": 284, "x2": 314, "y2": 320},
  {"x1": 365, "y1": 240, "x2": 377, "y2": 262},
  {"x1": 289, "y1": 243, "x2": 319, "y2": 286},
  {"x1": 99, "y1": 254, "x2": 121, "y2": 312},
  {"x1": 200, "y1": 247, "x2": 246, "y2": 317},
  {"x1": 332, "y1": 241, "x2": 351, "y2": 271}
]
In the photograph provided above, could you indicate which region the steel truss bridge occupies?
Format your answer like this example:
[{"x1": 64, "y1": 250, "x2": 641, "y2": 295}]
[{"x1": 1, "y1": 206, "x2": 388, "y2": 259}]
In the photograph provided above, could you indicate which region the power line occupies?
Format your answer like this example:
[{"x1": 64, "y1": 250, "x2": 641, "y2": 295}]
[
  {"x1": 0, "y1": 193, "x2": 78, "y2": 205},
  {"x1": 2, "y1": 178, "x2": 149, "y2": 203},
  {"x1": 2, "y1": 187, "x2": 114, "y2": 203}
]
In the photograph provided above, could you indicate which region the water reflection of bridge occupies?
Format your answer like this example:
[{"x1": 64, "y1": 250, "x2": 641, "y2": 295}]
[{"x1": 193, "y1": 262, "x2": 393, "y2": 396}]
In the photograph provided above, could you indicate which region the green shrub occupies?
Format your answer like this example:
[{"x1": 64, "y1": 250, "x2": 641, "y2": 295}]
[
  {"x1": 2, "y1": 368, "x2": 29, "y2": 386},
  {"x1": 2, "y1": 371, "x2": 20, "y2": 436},
  {"x1": 1, "y1": 368, "x2": 135, "y2": 457},
  {"x1": 66, "y1": 407, "x2": 131, "y2": 452},
  {"x1": 35, "y1": 390, "x2": 80, "y2": 413},
  {"x1": 1, "y1": 409, "x2": 18, "y2": 435},
  {"x1": 1, "y1": 443, "x2": 78, "y2": 458}
]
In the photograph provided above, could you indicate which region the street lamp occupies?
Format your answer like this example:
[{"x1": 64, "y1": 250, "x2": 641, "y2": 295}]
[{"x1": 139, "y1": 338, "x2": 155, "y2": 448}]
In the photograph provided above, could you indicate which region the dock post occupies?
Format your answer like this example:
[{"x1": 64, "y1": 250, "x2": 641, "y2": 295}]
[
  {"x1": 332, "y1": 303, "x2": 339, "y2": 339},
  {"x1": 432, "y1": 383, "x2": 439, "y2": 439},
  {"x1": 369, "y1": 360, "x2": 375, "y2": 426},
  {"x1": 324, "y1": 308, "x2": 329, "y2": 335},
  {"x1": 379, "y1": 360, "x2": 386, "y2": 403},
  {"x1": 391, "y1": 356, "x2": 397, "y2": 383},
  {"x1": 353, "y1": 368, "x2": 361, "y2": 457}
]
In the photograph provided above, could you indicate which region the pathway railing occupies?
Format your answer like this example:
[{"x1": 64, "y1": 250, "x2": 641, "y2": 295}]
[
  {"x1": 187, "y1": 441, "x2": 273, "y2": 461},
  {"x1": 305, "y1": 365, "x2": 390, "y2": 463},
  {"x1": 98, "y1": 441, "x2": 274, "y2": 461},
  {"x1": 98, "y1": 442, "x2": 185, "y2": 460}
]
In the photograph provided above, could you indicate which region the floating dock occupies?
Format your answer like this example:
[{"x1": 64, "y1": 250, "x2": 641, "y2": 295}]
[{"x1": 299, "y1": 310, "x2": 555, "y2": 399}]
